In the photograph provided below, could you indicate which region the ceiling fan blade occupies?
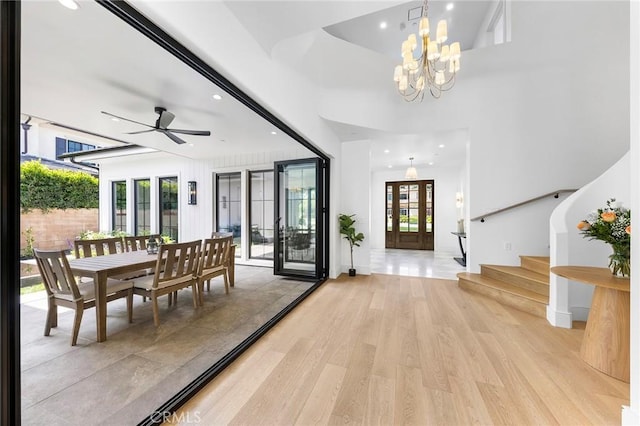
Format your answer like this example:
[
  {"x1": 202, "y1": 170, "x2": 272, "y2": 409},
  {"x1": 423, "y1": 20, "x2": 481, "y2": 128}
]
[
  {"x1": 160, "y1": 129, "x2": 187, "y2": 145},
  {"x1": 165, "y1": 128, "x2": 211, "y2": 136},
  {"x1": 157, "y1": 110, "x2": 175, "y2": 129},
  {"x1": 101, "y1": 111, "x2": 154, "y2": 128},
  {"x1": 125, "y1": 129, "x2": 156, "y2": 135}
]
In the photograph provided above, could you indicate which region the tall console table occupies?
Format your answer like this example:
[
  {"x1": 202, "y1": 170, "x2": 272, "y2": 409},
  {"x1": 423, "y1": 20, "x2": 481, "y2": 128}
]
[{"x1": 550, "y1": 266, "x2": 629, "y2": 382}]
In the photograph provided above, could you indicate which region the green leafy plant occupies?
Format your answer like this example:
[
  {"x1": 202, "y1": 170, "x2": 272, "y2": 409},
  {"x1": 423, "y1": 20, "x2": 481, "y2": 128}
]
[
  {"x1": 20, "y1": 160, "x2": 98, "y2": 212},
  {"x1": 22, "y1": 226, "x2": 36, "y2": 259},
  {"x1": 339, "y1": 213, "x2": 365, "y2": 272}
]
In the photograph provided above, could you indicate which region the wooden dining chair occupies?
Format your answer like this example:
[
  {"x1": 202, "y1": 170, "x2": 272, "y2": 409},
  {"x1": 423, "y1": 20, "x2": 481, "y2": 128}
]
[
  {"x1": 196, "y1": 236, "x2": 233, "y2": 305},
  {"x1": 73, "y1": 236, "x2": 123, "y2": 258},
  {"x1": 34, "y1": 248, "x2": 134, "y2": 346},
  {"x1": 132, "y1": 239, "x2": 202, "y2": 326},
  {"x1": 211, "y1": 231, "x2": 236, "y2": 288},
  {"x1": 124, "y1": 234, "x2": 161, "y2": 252}
]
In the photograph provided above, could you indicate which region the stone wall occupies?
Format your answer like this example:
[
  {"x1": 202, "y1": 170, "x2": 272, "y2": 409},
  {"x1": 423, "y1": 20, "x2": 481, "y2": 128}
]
[{"x1": 21, "y1": 209, "x2": 99, "y2": 252}]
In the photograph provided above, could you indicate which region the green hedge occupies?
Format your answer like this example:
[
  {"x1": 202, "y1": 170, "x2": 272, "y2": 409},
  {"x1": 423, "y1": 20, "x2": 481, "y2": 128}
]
[{"x1": 20, "y1": 160, "x2": 98, "y2": 212}]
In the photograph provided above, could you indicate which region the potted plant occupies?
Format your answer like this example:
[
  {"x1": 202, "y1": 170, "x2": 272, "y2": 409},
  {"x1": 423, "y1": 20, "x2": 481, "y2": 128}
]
[{"x1": 339, "y1": 213, "x2": 365, "y2": 276}]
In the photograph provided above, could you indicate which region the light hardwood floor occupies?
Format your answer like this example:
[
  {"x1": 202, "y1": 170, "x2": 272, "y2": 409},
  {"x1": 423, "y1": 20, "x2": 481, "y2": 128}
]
[{"x1": 167, "y1": 273, "x2": 629, "y2": 425}]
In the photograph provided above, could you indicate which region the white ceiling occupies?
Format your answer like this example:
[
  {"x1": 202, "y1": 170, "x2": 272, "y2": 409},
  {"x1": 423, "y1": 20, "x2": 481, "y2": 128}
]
[{"x1": 21, "y1": 0, "x2": 489, "y2": 171}]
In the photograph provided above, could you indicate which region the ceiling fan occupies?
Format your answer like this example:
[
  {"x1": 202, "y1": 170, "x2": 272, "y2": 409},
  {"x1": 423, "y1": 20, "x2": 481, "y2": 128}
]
[{"x1": 101, "y1": 106, "x2": 211, "y2": 145}]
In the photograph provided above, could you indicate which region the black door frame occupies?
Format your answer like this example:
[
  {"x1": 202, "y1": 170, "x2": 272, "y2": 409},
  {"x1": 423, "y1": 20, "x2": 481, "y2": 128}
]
[
  {"x1": 274, "y1": 157, "x2": 325, "y2": 279},
  {"x1": 0, "y1": 2, "x2": 22, "y2": 424}
]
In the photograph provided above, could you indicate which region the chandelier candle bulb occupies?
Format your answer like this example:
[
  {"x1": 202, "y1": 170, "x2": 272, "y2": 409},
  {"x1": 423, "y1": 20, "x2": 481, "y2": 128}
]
[
  {"x1": 427, "y1": 41, "x2": 439, "y2": 60},
  {"x1": 408, "y1": 33, "x2": 417, "y2": 50},
  {"x1": 436, "y1": 20, "x2": 448, "y2": 43},
  {"x1": 394, "y1": 65, "x2": 403, "y2": 82},
  {"x1": 440, "y1": 45, "x2": 450, "y2": 62},
  {"x1": 419, "y1": 17, "x2": 429, "y2": 36},
  {"x1": 450, "y1": 42, "x2": 461, "y2": 59}
]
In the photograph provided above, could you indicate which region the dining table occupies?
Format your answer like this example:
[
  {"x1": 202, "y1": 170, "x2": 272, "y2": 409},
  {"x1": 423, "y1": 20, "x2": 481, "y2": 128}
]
[{"x1": 68, "y1": 250, "x2": 159, "y2": 342}]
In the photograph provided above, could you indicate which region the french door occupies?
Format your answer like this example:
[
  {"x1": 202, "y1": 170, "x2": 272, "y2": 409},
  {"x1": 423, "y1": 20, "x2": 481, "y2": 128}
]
[
  {"x1": 274, "y1": 158, "x2": 326, "y2": 279},
  {"x1": 385, "y1": 180, "x2": 434, "y2": 250}
]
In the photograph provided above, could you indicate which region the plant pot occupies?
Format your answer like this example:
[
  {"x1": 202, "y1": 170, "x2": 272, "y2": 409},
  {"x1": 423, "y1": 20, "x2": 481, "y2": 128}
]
[{"x1": 348, "y1": 268, "x2": 356, "y2": 277}]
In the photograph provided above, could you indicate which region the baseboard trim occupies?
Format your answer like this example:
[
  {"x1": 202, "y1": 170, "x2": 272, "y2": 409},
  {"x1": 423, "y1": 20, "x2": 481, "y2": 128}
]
[{"x1": 546, "y1": 305, "x2": 573, "y2": 329}]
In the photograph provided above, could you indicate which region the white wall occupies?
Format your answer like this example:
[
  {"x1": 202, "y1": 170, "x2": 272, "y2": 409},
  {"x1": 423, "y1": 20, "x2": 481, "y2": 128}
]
[
  {"x1": 340, "y1": 140, "x2": 371, "y2": 274},
  {"x1": 623, "y1": 1, "x2": 640, "y2": 423},
  {"x1": 548, "y1": 153, "x2": 630, "y2": 328},
  {"x1": 371, "y1": 164, "x2": 463, "y2": 253}
]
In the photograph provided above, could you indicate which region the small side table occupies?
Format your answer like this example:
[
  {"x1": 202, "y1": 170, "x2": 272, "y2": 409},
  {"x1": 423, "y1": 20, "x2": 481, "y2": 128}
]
[
  {"x1": 550, "y1": 266, "x2": 629, "y2": 382},
  {"x1": 451, "y1": 232, "x2": 466, "y2": 267}
]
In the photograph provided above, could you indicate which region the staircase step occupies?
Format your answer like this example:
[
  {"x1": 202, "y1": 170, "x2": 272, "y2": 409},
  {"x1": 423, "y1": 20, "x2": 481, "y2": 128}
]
[
  {"x1": 480, "y1": 265, "x2": 549, "y2": 296},
  {"x1": 520, "y1": 255, "x2": 550, "y2": 275},
  {"x1": 457, "y1": 272, "x2": 547, "y2": 318}
]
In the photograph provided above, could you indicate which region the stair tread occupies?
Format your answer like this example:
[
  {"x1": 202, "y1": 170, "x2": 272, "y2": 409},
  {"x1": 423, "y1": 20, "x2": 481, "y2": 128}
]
[
  {"x1": 457, "y1": 272, "x2": 548, "y2": 303},
  {"x1": 481, "y1": 264, "x2": 549, "y2": 284},
  {"x1": 519, "y1": 255, "x2": 550, "y2": 264}
]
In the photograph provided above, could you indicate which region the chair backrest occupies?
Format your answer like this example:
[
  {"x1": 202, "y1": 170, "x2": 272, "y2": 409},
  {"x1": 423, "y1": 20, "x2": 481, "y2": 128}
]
[
  {"x1": 124, "y1": 234, "x2": 161, "y2": 252},
  {"x1": 73, "y1": 237, "x2": 123, "y2": 258},
  {"x1": 198, "y1": 236, "x2": 233, "y2": 276},
  {"x1": 151, "y1": 239, "x2": 201, "y2": 289},
  {"x1": 34, "y1": 249, "x2": 81, "y2": 300},
  {"x1": 211, "y1": 231, "x2": 233, "y2": 239}
]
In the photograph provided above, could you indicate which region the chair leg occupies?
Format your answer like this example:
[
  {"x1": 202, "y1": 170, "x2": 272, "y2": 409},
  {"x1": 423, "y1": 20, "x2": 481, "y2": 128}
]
[
  {"x1": 206, "y1": 280, "x2": 210, "y2": 292},
  {"x1": 44, "y1": 298, "x2": 56, "y2": 336},
  {"x1": 127, "y1": 289, "x2": 133, "y2": 323},
  {"x1": 197, "y1": 280, "x2": 204, "y2": 306},
  {"x1": 223, "y1": 273, "x2": 229, "y2": 294},
  {"x1": 142, "y1": 296, "x2": 147, "y2": 303},
  {"x1": 51, "y1": 303, "x2": 58, "y2": 328},
  {"x1": 191, "y1": 284, "x2": 199, "y2": 308},
  {"x1": 152, "y1": 295, "x2": 160, "y2": 327},
  {"x1": 71, "y1": 303, "x2": 84, "y2": 346}
]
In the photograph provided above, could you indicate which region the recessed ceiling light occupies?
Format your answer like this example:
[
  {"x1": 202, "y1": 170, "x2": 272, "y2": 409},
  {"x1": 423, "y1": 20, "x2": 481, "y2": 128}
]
[
  {"x1": 212, "y1": 94, "x2": 223, "y2": 100},
  {"x1": 388, "y1": 165, "x2": 393, "y2": 168},
  {"x1": 438, "y1": 144, "x2": 445, "y2": 148},
  {"x1": 428, "y1": 161, "x2": 434, "y2": 165},
  {"x1": 446, "y1": 3, "x2": 454, "y2": 11},
  {"x1": 271, "y1": 131, "x2": 277, "y2": 135},
  {"x1": 110, "y1": 117, "x2": 120, "y2": 122},
  {"x1": 384, "y1": 149, "x2": 390, "y2": 154},
  {"x1": 380, "y1": 22, "x2": 387, "y2": 29},
  {"x1": 58, "y1": 0, "x2": 79, "y2": 10},
  {"x1": 189, "y1": 144, "x2": 194, "y2": 147}
]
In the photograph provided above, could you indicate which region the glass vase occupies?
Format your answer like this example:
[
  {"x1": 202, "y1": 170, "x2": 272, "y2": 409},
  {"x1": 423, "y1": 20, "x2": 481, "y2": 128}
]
[{"x1": 609, "y1": 244, "x2": 631, "y2": 278}]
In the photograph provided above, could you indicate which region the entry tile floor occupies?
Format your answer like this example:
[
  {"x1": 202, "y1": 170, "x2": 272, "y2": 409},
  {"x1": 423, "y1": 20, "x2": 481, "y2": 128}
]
[{"x1": 370, "y1": 248, "x2": 466, "y2": 280}]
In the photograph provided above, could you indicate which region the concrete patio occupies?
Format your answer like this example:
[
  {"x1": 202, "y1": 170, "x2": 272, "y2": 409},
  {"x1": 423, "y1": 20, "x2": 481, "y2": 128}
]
[{"x1": 20, "y1": 264, "x2": 312, "y2": 425}]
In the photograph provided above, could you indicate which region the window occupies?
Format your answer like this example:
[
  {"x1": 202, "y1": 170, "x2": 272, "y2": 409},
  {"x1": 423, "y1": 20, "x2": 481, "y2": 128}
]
[
  {"x1": 216, "y1": 173, "x2": 242, "y2": 252},
  {"x1": 134, "y1": 179, "x2": 151, "y2": 236},
  {"x1": 249, "y1": 170, "x2": 274, "y2": 259},
  {"x1": 159, "y1": 177, "x2": 178, "y2": 241},
  {"x1": 112, "y1": 181, "x2": 126, "y2": 232},
  {"x1": 55, "y1": 137, "x2": 95, "y2": 158}
]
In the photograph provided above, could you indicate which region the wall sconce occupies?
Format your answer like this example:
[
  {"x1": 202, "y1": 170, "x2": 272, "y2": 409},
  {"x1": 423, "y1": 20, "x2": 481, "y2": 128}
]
[{"x1": 188, "y1": 181, "x2": 197, "y2": 205}]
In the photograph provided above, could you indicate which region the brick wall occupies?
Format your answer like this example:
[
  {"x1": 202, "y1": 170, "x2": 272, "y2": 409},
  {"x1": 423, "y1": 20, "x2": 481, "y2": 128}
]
[{"x1": 21, "y1": 209, "x2": 99, "y2": 252}]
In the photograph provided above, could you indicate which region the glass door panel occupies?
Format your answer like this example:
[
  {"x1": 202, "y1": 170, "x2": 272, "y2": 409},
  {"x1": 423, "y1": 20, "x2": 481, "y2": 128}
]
[
  {"x1": 274, "y1": 158, "x2": 324, "y2": 278},
  {"x1": 385, "y1": 180, "x2": 435, "y2": 250}
]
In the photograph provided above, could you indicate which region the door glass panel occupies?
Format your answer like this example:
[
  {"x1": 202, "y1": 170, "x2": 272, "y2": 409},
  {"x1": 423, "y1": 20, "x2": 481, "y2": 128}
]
[
  {"x1": 275, "y1": 159, "x2": 322, "y2": 278},
  {"x1": 386, "y1": 185, "x2": 393, "y2": 231},
  {"x1": 426, "y1": 183, "x2": 433, "y2": 232},
  {"x1": 399, "y1": 185, "x2": 409, "y2": 232}
]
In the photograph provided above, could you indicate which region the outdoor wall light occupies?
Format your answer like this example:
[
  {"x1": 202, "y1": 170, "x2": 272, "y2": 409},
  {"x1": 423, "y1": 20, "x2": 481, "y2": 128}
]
[{"x1": 188, "y1": 181, "x2": 197, "y2": 205}]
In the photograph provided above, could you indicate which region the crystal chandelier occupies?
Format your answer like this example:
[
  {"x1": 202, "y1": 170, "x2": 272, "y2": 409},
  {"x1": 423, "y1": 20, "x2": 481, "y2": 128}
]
[{"x1": 393, "y1": 0, "x2": 461, "y2": 101}]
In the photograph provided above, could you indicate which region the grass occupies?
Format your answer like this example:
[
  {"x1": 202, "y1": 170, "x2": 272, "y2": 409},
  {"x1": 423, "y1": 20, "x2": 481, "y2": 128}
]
[{"x1": 20, "y1": 283, "x2": 45, "y2": 296}]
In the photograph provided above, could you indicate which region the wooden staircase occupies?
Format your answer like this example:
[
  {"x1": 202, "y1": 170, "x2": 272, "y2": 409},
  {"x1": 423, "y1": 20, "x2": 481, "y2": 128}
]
[{"x1": 457, "y1": 256, "x2": 550, "y2": 318}]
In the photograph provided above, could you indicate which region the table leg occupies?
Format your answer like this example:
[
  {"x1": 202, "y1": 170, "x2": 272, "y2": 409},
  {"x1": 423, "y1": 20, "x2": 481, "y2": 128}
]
[
  {"x1": 580, "y1": 286, "x2": 630, "y2": 382},
  {"x1": 229, "y1": 245, "x2": 236, "y2": 287},
  {"x1": 94, "y1": 271, "x2": 108, "y2": 342},
  {"x1": 454, "y1": 235, "x2": 466, "y2": 267}
]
